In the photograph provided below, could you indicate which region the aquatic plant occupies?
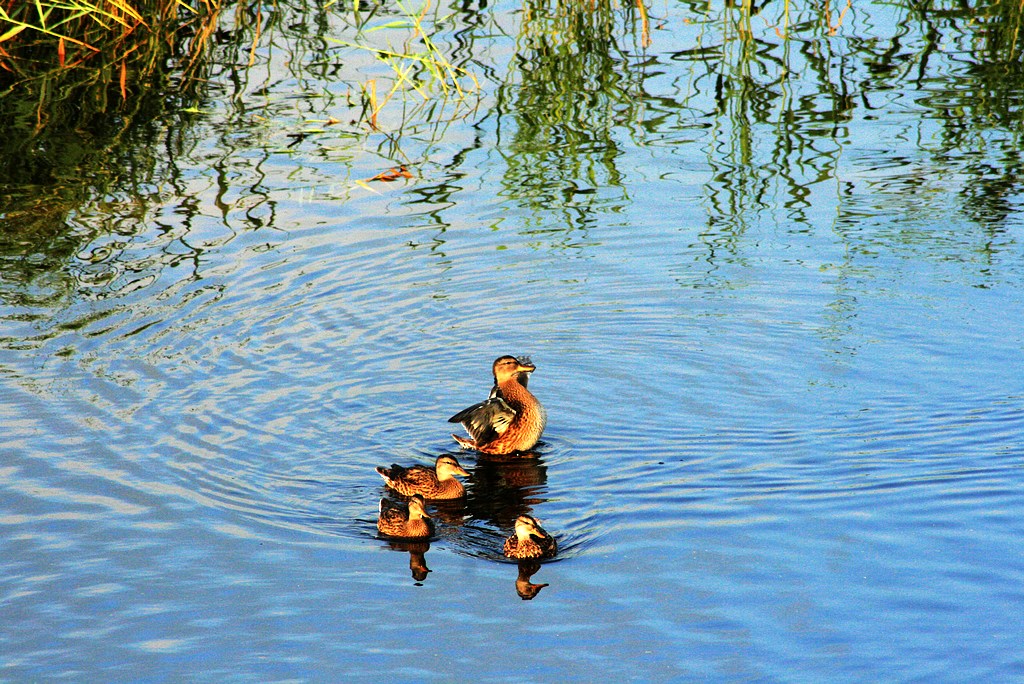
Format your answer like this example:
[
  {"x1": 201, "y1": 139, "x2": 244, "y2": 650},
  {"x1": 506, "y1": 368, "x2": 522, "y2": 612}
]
[
  {"x1": 0, "y1": 1, "x2": 220, "y2": 76},
  {"x1": 0, "y1": 0, "x2": 227, "y2": 296},
  {"x1": 328, "y1": 0, "x2": 481, "y2": 132},
  {"x1": 0, "y1": 0, "x2": 223, "y2": 132}
]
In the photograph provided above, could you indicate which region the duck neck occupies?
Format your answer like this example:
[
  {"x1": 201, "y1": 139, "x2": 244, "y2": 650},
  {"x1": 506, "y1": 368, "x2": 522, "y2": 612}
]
[{"x1": 499, "y1": 377, "x2": 534, "y2": 409}]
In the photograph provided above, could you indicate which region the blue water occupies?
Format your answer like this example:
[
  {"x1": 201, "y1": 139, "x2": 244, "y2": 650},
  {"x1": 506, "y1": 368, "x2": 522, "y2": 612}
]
[{"x1": 2, "y1": 0, "x2": 1024, "y2": 680}]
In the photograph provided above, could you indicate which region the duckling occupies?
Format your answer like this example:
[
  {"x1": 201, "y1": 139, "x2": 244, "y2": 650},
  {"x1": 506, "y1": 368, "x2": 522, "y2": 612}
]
[
  {"x1": 449, "y1": 356, "x2": 546, "y2": 456},
  {"x1": 377, "y1": 494, "x2": 434, "y2": 539},
  {"x1": 375, "y1": 455, "x2": 470, "y2": 500},
  {"x1": 503, "y1": 514, "x2": 557, "y2": 560}
]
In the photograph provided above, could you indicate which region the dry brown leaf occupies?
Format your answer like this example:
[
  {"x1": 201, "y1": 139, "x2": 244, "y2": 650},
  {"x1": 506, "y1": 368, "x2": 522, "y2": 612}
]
[{"x1": 369, "y1": 166, "x2": 413, "y2": 182}]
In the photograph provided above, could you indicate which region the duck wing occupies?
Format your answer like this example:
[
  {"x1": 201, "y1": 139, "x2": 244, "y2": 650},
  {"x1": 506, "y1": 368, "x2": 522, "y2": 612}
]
[
  {"x1": 534, "y1": 531, "x2": 557, "y2": 557},
  {"x1": 390, "y1": 464, "x2": 436, "y2": 488},
  {"x1": 378, "y1": 498, "x2": 408, "y2": 525},
  {"x1": 448, "y1": 394, "x2": 516, "y2": 445}
]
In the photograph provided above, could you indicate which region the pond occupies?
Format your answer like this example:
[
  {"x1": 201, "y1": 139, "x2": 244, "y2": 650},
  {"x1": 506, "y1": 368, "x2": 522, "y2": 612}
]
[{"x1": 2, "y1": 0, "x2": 1024, "y2": 680}]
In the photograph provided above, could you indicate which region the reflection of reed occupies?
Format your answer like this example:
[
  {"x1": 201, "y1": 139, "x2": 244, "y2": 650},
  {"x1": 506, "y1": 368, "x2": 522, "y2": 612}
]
[
  {"x1": 384, "y1": 540, "x2": 432, "y2": 583},
  {"x1": 0, "y1": 1, "x2": 231, "y2": 306},
  {"x1": 0, "y1": 2, "x2": 223, "y2": 139},
  {"x1": 656, "y1": 0, "x2": 1024, "y2": 361},
  {"x1": 673, "y1": 0, "x2": 1024, "y2": 236},
  {"x1": 496, "y1": 0, "x2": 643, "y2": 238}
]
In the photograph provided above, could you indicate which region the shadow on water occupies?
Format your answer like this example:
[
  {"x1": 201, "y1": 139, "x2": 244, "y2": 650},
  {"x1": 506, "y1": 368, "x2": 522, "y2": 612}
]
[{"x1": 444, "y1": 449, "x2": 593, "y2": 555}]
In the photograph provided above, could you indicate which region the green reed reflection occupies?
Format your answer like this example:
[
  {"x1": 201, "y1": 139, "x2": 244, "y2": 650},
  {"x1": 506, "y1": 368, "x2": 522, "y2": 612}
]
[
  {"x1": 663, "y1": 0, "x2": 1024, "y2": 240},
  {"x1": 3, "y1": 0, "x2": 1024, "y2": 301},
  {"x1": 0, "y1": 1, "x2": 224, "y2": 129},
  {"x1": 494, "y1": 0, "x2": 646, "y2": 235},
  {"x1": 0, "y1": 2, "x2": 223, "y2": 308}
]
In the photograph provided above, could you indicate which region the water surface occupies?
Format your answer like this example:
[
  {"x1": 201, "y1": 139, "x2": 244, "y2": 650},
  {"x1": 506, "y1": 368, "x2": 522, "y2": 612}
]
[{"x1": 2, "y1": 0, "x2": 1024, "y2": 680}]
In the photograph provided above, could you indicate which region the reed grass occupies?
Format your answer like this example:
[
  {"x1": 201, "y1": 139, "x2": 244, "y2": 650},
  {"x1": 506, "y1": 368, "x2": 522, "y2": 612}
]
[
  {"x1": 330, "y1": 0, "x2": 480, "y2": 131},
  {"x1": 0, "y1": 1, "x2": 221, "y2": 112}
]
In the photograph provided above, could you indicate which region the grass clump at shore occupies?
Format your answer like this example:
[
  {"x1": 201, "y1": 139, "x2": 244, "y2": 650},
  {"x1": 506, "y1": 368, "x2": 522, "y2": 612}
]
[{"x1": 0, "y1": 1, "x2": 222, "y2": 128}]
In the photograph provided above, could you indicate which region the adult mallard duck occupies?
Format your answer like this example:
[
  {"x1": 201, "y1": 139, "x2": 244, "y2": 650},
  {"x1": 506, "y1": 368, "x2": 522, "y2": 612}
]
[
  {"x1": 375, "y1": 455, "x2": 470, "y2": 500},
  {"x1": 449, "y1": 356, "x2": 546, "y2": 456},
  {"x1": 503, "y1": 514, "x2": 557, "y2": 560},
  {"x1": 377, "y1": 494, "x2": 434, "y2": 539}
]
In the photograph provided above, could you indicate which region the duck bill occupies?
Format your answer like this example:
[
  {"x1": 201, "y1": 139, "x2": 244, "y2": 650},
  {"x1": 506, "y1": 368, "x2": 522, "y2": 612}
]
[{"x1": 515, "y1": 358, "x2": 536, "y2": 373}]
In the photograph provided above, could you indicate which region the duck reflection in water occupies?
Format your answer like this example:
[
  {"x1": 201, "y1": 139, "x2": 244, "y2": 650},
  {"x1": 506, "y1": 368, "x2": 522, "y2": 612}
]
[
  {"x1": 378, "y1": 496, "x2": 434, "y2": 583},
  {"x1": 383, "y1": 540, "x2": 431, "y2": 583},
  {"x1": 464, "y1": 458, "x2": 549, "y2": 530},
  {"x1": 515, "y1": 561, "x2": 549, "y2": 600},
  {"x1": 505, "y1": 516, "x2": 557, "y2": 601}
]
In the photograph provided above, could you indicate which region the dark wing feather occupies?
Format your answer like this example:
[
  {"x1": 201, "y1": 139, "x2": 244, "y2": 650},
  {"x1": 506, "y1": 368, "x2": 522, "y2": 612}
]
[
  {"x1": 534, "y1": 532, "x2": 557, "y2": 557},
  {"x1": 395, "y1": 465, "x2": 435, "y2": 487},
  {"x1": 448, "y1": 395, "x2": 517, "y2": 445},
  {"x1": 376, "y1": 463, "x2": 406, "y2": 480},
  {"x1": 378, "y1": 498, "x2": 407, "y2": 524}
]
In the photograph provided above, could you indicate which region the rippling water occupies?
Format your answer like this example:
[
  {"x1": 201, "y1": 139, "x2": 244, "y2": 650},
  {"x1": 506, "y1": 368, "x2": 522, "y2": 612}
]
[{"x1": 3, "y1": 0, "x2": 1024, "y2": 680}]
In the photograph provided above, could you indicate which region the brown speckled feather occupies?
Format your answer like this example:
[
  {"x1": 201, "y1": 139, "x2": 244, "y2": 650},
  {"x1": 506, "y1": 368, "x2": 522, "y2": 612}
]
[
  {"x1": 375, "y1": 455, "x2": 469, "y2": 500},
  {"x1": 503, "y1": 515, "x2": 557, "y2": 560},
  {"x1": 377, "y1": 495, "x2": 434, "y2": 539}
]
